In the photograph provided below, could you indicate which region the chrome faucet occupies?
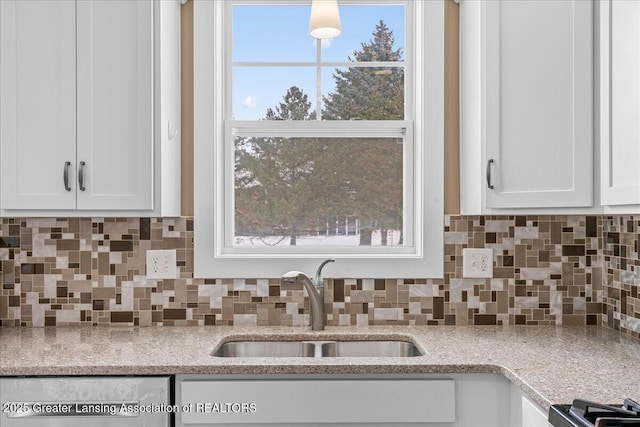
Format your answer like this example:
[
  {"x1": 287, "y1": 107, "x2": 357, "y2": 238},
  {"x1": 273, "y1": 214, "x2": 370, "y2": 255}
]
[{"x1": 282, "y1": 259, "x2": 335, "y2": 331}]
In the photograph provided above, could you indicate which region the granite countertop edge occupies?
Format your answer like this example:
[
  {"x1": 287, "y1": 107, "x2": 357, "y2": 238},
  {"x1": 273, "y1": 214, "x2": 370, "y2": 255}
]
[{"x1": 1, "y1": 325, "x2": 639, "y2": 412}]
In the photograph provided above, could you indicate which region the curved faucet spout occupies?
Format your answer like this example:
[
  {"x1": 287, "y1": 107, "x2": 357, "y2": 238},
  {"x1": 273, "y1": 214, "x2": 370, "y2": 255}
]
[
  {"x1": 281, "y1": 259, "x2": 335, "y2": 331},
  {"x1": 314, "y1": 258, "x2": 335, "y2": 287}
]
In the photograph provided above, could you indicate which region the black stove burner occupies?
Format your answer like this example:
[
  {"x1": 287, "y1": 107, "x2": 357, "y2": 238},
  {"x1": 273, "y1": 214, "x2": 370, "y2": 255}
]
[{"x1": 549, "y1": 399, "x2": 640, "y2": 427}]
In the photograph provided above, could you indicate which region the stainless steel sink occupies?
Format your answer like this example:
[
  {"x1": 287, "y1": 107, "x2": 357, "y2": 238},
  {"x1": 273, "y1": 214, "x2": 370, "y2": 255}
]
[
  {"x1": 320, "y1": 340, "x2": 422, "y2": 357},
  {"x1": 212, "y1": 341, "x2": 316, "y2": 357},
  {"x1": 212, "y1": 340, "x2": 423, "y2": 358}
]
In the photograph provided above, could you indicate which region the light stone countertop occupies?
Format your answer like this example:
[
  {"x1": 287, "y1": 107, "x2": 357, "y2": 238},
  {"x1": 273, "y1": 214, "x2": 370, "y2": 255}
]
[{"x1": 1, "y1": 325, "x2": 639, "y2": 411}]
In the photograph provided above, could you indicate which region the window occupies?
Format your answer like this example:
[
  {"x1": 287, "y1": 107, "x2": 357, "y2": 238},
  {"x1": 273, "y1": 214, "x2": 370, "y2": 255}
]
[{"x1": 194, "y1": 0, "x2": 444, "y2": 278}]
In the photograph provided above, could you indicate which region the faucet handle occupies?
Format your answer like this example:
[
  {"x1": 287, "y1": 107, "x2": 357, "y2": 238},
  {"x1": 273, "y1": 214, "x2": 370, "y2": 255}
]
[{"x1": 314, "y1": 259, "x2": 335, "y2": 287}]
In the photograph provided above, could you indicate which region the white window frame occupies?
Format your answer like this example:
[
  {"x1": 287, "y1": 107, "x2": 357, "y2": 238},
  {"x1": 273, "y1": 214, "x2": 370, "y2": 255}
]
[{"x1": 194, "y1": 0, "x2": 444, "y2": 278}]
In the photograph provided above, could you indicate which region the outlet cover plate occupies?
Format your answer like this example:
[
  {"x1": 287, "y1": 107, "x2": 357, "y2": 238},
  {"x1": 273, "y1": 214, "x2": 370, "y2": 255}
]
[
  {"x1": 146, "y1": 249, "x2": 177, "y2": 279},
  {"x1": 462, "y1": 248, "x2": 493, "y2": 278}
]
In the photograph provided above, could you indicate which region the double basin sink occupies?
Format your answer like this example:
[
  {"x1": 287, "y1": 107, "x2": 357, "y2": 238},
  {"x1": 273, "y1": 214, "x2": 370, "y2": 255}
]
[{"x1": 212, "y1": 340, "x2": 423, "y2": 358}]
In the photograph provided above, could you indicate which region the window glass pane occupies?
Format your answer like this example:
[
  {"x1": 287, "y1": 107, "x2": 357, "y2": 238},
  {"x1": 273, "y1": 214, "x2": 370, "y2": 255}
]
[
  {"x1": 232, "y1": 5, "x2": 404, "y2": 64},
  {"x1": 232, "y1": 5, "x2": 316, "y2": 62},
  {"x1": 233, "y1": 67, "x2": 317, "y2": 120},
  {"x1": 231, "y1": 4, "x2": 406, "y2": 121},
  {"x1": 234, "y1": 137, "x2": 404, "y2": 247},
  {"x1": 322, "y1": 66, "x2": 404, "y2": 120},
  {"x1": 320, "y1": 5, "x2": 405, "y2": 63}
]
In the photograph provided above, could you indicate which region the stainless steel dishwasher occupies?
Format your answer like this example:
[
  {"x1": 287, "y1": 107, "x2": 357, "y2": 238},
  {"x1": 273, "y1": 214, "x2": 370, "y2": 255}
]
[{"x1": 0, "y1": 376, "x2": 171, "y2": 426}]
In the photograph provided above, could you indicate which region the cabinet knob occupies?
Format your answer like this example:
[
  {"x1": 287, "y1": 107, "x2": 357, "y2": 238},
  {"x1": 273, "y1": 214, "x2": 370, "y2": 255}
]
[{"x1": 486, "y1": 159, "x2": 495, "y2": 190}]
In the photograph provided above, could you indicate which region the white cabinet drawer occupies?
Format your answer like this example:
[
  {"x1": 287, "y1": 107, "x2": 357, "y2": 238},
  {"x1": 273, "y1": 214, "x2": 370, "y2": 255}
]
[{"x1": 180, "y1": 379, "x2": 455, "y2": 424}]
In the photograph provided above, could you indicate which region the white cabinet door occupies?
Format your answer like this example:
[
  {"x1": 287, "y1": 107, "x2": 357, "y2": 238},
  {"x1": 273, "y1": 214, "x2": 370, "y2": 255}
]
[
  {"x1": 0, "y1": 0, "x2": 77, "y2": 210},
  {"x1": 600, "y1": 0, "x2": 640, "y2": 206},
  {"x1": 484, "y1": 0, "x2": 593, "y2": 208},
  {"x1": 76, "y1": 0, "x2": 154, "y2": 211}
]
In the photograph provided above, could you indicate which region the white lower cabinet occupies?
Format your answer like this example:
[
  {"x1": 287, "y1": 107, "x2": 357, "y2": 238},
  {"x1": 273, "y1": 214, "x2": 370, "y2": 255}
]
[
  {"x1": 510, "y1": 382, "x2": 552, "y2": 427},
  {"x1": 175, "y1": 374, "x2": 549, "y2": 427},
  {"x1": 522, "y1": 396, "x2": 551, "y2": 427}
]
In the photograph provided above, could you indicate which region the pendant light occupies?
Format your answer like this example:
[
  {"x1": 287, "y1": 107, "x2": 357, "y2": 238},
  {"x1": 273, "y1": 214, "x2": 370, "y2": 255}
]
[{"x1": 309, "y1": 0, "x2": 342, "y2": 39}]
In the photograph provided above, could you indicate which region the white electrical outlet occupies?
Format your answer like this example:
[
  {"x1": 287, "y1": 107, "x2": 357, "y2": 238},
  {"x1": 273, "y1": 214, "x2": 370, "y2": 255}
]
[
  {"x1": 462, "y1": 248, "x2": 493, "y2": 278},
  {"x1": 146, "y1": 249, "x2": 177, "y2": 279}
]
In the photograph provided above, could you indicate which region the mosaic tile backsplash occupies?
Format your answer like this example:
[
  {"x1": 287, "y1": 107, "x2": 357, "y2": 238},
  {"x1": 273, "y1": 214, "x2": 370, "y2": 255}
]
[
  {"x1": 602, "y1": 216, "x2": 640, "y2": 340},
  {"x1": 5, "y1": 215, "x2": 636, "y2": 335}
]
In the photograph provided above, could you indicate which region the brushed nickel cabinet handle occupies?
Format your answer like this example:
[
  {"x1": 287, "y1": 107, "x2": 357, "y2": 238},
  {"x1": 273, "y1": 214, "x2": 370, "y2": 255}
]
[
  {"x1": 486, "y1": 159, "x2": 495, "y2": 190},
  {"x1": 63, "y1": 161, "x2": 71, "y2": 191},
  {"x1": 78, "y1": 161, "x2": 86, "y2": 191}
]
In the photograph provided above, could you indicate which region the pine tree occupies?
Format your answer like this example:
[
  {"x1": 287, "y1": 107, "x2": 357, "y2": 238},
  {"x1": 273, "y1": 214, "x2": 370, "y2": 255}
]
[
  {"x1": 323, "y1": 20, "x2": 404, "y2": 121},
  {"x1": 323, "y1": 20, "x2": 404, "y2": 245},
  {"x1": 235, "y1": 87, "x2": 344, "y2": 245}
]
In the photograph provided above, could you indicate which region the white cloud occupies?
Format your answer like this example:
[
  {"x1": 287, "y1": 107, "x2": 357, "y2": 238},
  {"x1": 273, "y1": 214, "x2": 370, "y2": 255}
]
[
  {"x1": 313, "y1": 38, "x2": 333, "y2": 50},
  {"x1": 243, "y1": 96, "x2": 258, "y2": 108}
]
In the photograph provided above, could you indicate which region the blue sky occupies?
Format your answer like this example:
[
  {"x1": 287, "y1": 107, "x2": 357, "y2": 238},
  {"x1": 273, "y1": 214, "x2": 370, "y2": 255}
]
[{"x1": 232, "y1": 4, "x2": 405, "y2": 120}]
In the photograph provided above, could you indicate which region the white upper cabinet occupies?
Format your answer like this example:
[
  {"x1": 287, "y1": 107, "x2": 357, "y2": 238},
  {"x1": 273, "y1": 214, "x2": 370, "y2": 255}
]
[
  {"x1": 0, "y1": 0, "x2": 180, "y2": 216},
  {"x1": 600, "y1": 0, "x2": 640, "y2": 206},
  {"x1": 0, "y1": 0, "x2": 77, "y2": 210},
  {"x1": 461, "y1": 0, "x2": 594, "y2": 212},
  {"x1": 76, "y1": 0, "x2": 154, "y2": 211}
]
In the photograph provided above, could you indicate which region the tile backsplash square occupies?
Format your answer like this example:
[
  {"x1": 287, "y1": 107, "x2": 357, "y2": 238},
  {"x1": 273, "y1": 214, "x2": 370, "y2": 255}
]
[{"x1": 0, "y1": 215, "x2": 637, "y2": 340}]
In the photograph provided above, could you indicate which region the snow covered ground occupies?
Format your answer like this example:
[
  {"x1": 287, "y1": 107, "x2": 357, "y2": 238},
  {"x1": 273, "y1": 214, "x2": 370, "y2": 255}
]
[{"x1": 235, "y1": 230, "x2": 403, "y2": 246}]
